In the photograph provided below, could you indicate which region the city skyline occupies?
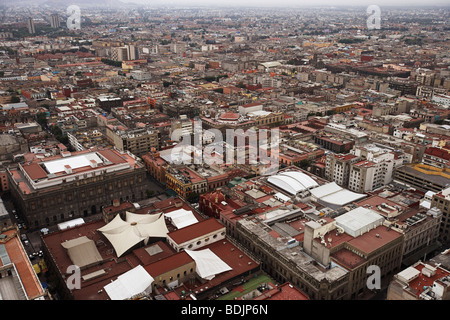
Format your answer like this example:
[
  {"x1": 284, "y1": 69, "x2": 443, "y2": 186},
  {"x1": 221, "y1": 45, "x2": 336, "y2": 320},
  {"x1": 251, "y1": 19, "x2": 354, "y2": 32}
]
[{"x1": 0, "y1": 1, "x2": 449, "y2": 304}]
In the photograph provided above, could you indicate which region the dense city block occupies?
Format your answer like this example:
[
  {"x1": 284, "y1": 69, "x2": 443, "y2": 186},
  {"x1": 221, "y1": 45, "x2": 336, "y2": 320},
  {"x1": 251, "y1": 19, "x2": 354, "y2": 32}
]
[{"x1": 0, "y1": 2, "x2": 449, "y2": 302}]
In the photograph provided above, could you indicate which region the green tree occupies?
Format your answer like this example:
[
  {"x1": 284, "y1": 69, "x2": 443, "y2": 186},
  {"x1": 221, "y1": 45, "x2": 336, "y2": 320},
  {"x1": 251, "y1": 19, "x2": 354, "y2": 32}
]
[
  {"x1": 10, "y1": 95, "x2": 20, "y2": 103},
  {"x1": 187, "y1": 192, "x2": 199, "y2": 203},
  {"x1": 36, "y1": 112, "x2": 48, "y2": 128},
  {"x1": 297, "y1": 159, "x2": 311, "y2": 169}
]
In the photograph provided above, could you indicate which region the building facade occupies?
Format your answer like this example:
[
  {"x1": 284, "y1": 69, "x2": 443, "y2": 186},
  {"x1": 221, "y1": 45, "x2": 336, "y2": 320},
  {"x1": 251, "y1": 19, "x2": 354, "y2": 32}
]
[
  {"x1": 431, "y1": 187, "x2": 450, "y2": 245},
  {"x1": 106, "y1": 126, "x2": 159, "y2": 157},
  {"x1": 7, "y1": 148, "x2": 149, "y2": 229}
]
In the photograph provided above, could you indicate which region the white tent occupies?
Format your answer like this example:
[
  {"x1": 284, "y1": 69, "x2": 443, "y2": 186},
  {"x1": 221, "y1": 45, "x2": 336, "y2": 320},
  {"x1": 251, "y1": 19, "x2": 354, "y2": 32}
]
[
  {"x1": 165, "y1": 208, "x2": 198, "y2": 229},
  {"x1": 104, "y1": 265, "x2": 154, "y2": 300},
  {"x1": 98, "y1": 212, "x2": 169, "y2": 257},
  {"x1": 267, "y1": 171, "x2": 319, "y2": 195},
  {"x1": 310, "y1": 182, "x2": 366, "y2": 207},
  {"x1": 185, "y1": 249, "x2": 232, "y2": 281},
  {"x1": 334, "y1": 207, "x2": 384, "y2": 237},
  {"x1": 61, "y1": 236, "x2": 103, "y2": 268}
]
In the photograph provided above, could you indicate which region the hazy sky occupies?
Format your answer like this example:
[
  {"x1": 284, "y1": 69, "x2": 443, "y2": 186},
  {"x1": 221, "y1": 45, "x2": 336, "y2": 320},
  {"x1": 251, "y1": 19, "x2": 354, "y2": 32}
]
[{"x1": 119, "y1": 0, "x2": 450, "y2": 6}]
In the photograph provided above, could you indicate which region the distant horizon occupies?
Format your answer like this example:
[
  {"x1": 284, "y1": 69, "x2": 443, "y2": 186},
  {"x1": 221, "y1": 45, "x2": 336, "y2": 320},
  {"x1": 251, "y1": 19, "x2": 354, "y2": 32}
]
[
  {"x1": 118, "y1": 0, "x2": 450, "y2": 7},
  {"x1": 2, "y1": 0, "x2": 450, "y2": 7}
]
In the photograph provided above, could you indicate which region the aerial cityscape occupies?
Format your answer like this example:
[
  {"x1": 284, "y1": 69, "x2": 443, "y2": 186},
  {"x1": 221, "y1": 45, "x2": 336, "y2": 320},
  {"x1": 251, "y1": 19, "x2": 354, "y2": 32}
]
[{"x1": 0, "y1": 0, "x2": 449, "y2": 307}]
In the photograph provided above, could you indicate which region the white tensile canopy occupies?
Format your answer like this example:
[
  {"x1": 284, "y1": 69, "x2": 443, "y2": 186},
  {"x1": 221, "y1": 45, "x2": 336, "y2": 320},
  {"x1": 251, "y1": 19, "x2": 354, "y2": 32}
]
[
  {"x1": 310, "y1": 182, "x2": 366, "y2": 207},
  {"x1": 164, "y1": 208, "x2": 198, "y2": 229},
  {"x1": 267, "y1": 171, "x2": 319, "y2": 195},
  {"x1": 98, "y1": 212, "x2": 169, "y2": 257},
  {"x1": 185, "y1": 249, "x2": 232, "y2": 281},
  {"x1": 104, "y1": 265, "x2": 154, "y2": 300},
  {"x1": 61, "y1": 236, "x2": 103, "y2": 268}
]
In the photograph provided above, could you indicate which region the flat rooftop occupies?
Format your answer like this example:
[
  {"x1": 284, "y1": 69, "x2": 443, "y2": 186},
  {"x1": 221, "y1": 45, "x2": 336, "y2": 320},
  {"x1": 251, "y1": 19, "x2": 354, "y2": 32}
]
[
  {"x1": 239, "y1": 217, "x2": 348, "y2": 283},
  {"x1": 347, "y1": 224, "x2": 403, "y2": 255},
  {"x1": 11, "y1": 148, "x2": 142, "y2": 194}
]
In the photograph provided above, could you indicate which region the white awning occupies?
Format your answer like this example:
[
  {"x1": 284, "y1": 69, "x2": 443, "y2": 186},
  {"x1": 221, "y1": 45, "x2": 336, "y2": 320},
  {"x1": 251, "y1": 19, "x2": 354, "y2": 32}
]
[
  {"x1": 61, "y1": 236, "x2": 103, "y2": 268},
  {"x1": 185, "y1": 249, "x2": 232, "y2": 281},
  {"x1": 274, "y1": 192, "x2": 290, "y2": 203},
  {"x1": 98, "y1": 212, "x2": 169, "y2": 257},
  {"x1": 57, "y1": 218, "x2": 85, "y2": 231},
  {"x1": 310, "y1": 182, "x2": 366, "y2": 206},
  {"x1": 165, "y1": 208, "x2": 198, "y2": 229},
  {"x1": 104, "y1": 265, "x2": 154, "y2": 300}
]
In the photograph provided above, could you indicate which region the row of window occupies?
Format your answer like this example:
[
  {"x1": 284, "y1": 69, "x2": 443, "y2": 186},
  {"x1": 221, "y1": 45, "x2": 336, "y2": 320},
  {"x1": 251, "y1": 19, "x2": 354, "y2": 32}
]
[{"x1": 184, "y1": 232, "x2": 225, "y2": 249}]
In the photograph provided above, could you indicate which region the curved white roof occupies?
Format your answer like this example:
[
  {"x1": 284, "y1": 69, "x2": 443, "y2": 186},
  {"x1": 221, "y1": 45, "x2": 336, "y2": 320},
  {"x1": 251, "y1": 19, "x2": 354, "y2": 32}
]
[
  {"x1": 310, "y1": 182, "x2": 366, "y2": 206},
  {"x1": 279, "y1": 171, "x2": 319, "y2": 190},
  {"x1": 267, "y1": 171, "x2": 319, "y2": 195}
]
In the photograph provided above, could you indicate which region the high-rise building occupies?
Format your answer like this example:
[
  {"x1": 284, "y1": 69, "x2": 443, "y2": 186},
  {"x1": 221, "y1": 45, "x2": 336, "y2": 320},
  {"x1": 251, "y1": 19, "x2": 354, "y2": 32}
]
[
  {"x1": 50, "y1": 14, "x2": 60, "y2": 28},
  {"x1": 126, "y1": 44, "x2": 138, "y2": 60},
  {"x1": 111, "y1": 45, "x2": 138, "y2": 61},
  {"x1": 111, "y1": 46, "x2": 128, "y2": 61},
  {"x1": 27, "y1": 17, "x2": 35, "y2": 34},
  {"x1": 105, "y1": 126, "x2": 160, "y2": 157}
]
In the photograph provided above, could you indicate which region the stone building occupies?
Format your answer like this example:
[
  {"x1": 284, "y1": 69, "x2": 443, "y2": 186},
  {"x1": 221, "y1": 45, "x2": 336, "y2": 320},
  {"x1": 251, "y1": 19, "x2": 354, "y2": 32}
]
[{"x1": 7, "y1": 148, "x2": 149, "y2": 229}]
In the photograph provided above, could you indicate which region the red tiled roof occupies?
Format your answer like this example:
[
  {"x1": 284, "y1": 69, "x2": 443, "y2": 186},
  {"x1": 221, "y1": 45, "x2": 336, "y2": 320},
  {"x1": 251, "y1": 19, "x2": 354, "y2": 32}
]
[
  {"x1": 144, "y1": 251, "x2": 193, "y2": 277},
  {"x1": 425, "y1": 147, "x2": 450, "y2": 160},
  {"x1": 131, "y1": 241, "x2": 175, "y2": 266},
  {"x1": 241, "y1": 102, "x2": 262, "y2": 108},
  {"x1": 22, "y1": 163, "x2": 47, "y2": 180},
  {"x1": 167, "y1": 219, "x2": 225, "y2": 244},
  {"x1": 251, "y1": 282, "x2": 309, "y2": 300},
  {"x1": 3, "y1": 230, "x2": 45, "y2": 299},
  {"x1": 408, "y1": 263, "x2": 450, "y2": 297},
  {"x1": 331, "y1": 248, "x2": 366, "y2": 270},
  {"x1": 97, "y1": 149, "x2": 127, "y2": 164},
  {"x1": 219, "y1": 112, "x2": 240, "y2": 121},
  {"x1": 347, "y1": 225, "x2": 402, "y2": 254}
]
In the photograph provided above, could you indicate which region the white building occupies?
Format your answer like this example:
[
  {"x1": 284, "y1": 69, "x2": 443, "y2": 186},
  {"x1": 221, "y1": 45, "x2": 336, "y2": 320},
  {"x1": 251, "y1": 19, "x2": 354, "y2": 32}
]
[
  {"x1": 130, "y1": 70, "x2": 151, "y2": 81},
  {"x1": 347, "y1": 144, "x2": 402, "y2": 193},
  {"x1": 432, "y1": 94, "x2": 450, "y2": 106}
]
